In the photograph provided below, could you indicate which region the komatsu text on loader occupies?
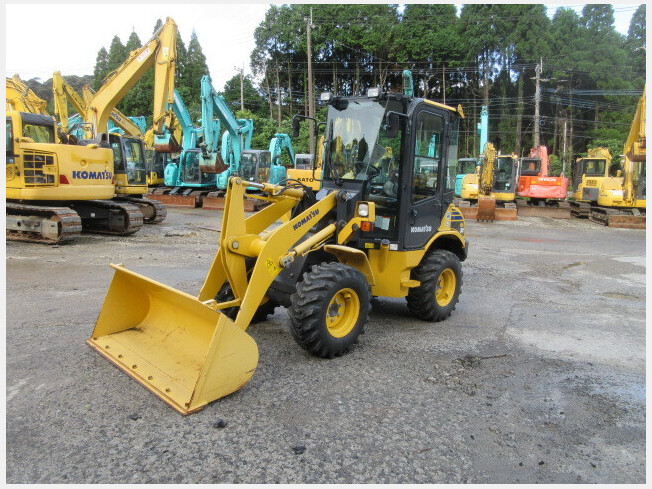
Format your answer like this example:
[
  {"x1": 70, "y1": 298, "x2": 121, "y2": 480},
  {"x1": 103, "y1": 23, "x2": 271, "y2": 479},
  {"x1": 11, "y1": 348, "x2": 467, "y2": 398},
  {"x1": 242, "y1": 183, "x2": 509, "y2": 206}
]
[{"x1": 88, "y1": 88, "x2": 469, "y2": 414}]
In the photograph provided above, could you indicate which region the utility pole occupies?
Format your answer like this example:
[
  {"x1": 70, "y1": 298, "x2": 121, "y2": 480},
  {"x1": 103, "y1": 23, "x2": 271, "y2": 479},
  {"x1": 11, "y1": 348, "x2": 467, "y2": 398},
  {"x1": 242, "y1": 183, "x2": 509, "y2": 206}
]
[
  {"x1": 234, "y1": 64, "x2": 245, "y2": 111},
  {"x1": 306, "y1": 8, "x2": 315, "y2": 155},
  {"x1": 532, "y1": 58, "x2": 549, "y2": 148},
  {"x1": 562, "y1": 118, "x2": 568, "y2": 175},
  {"x1": 442, "y1": 64, "x2": 446, "y2": 104},
  {"x1": 534, "y1": 59, "x2": 541, "y2": 147},
  {"x1": 239, "y1": 64, "x2": 244, "y2": 112}
]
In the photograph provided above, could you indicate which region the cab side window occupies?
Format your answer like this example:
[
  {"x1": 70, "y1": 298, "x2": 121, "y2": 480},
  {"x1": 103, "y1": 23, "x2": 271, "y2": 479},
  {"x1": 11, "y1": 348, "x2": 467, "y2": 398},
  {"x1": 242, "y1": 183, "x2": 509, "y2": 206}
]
[
  {"x1": 412, "y1": 111, "x2": 443, "y2": 202},
  {"x1": 6, "y1": 120, "x2": 13, "y2": 155}
]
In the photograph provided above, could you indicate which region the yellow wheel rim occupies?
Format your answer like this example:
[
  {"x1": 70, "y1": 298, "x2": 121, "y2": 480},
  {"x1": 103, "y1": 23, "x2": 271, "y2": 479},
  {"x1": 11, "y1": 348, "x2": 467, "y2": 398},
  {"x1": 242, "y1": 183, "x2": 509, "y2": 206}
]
[
  {"x1": 326, "y1": 288, "x2": 360, "y2": 338},
  {"x1": 435, "y1": 268, "x2": 456, "y2": 307}
]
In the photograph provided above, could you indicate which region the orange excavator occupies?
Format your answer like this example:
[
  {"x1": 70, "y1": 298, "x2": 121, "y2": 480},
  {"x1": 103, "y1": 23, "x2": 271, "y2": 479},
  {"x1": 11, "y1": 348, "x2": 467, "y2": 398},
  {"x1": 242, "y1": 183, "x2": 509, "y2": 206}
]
[{"x1": 516, "y1": 145, "x2": 570, "y2": 218}]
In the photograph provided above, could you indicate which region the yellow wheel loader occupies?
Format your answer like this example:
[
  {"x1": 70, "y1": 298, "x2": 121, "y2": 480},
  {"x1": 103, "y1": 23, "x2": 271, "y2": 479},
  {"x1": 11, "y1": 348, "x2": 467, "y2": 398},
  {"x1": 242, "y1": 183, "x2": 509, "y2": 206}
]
[{"x1": 89, "y1": 89, "x2": 469, "y2": 414}]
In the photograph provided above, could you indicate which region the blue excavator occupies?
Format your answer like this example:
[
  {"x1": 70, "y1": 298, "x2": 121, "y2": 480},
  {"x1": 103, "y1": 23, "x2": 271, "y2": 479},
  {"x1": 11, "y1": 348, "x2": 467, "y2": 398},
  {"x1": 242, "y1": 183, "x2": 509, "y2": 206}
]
[
  {"x1": 200, "y1": 75, "x2": 287, "y2": 209},
  {"x1": 147, "y1": 89, "x2": 213, "y2": 206}
]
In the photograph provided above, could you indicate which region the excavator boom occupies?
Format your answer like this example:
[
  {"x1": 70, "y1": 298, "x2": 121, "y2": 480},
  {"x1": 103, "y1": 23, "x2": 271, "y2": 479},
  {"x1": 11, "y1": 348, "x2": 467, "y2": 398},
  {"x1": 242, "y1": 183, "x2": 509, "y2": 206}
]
[{"x1": 84, "y1": 17, "x2": 178, "y2": 151}]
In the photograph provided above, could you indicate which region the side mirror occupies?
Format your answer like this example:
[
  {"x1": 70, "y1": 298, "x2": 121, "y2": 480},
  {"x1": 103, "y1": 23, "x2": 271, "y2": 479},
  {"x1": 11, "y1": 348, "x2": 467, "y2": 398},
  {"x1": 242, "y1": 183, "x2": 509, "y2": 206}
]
[
  {"x1": 386, "y1": 113, "x2": 399, "y2": 139},
  {"x1": 292, "y1": 117, "x2": 300, "y2": 138}
]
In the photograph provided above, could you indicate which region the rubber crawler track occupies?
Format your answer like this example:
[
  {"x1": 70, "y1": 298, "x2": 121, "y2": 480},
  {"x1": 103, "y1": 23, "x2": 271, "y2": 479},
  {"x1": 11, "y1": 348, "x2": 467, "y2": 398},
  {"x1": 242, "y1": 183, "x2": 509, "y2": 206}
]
[
  {"x1": 6, "y1": 202, "x2": 82, "y2": 244},
  {"x1": 117, "y1": 197, "x2": 167, "y2": 224}
]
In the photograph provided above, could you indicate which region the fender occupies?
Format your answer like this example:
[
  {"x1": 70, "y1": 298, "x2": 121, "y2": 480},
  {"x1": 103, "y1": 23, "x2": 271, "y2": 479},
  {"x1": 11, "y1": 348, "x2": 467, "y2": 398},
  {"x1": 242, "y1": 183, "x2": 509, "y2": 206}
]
[{"x1": 323, "y1": 244, "x2": 376, "y2": 285}]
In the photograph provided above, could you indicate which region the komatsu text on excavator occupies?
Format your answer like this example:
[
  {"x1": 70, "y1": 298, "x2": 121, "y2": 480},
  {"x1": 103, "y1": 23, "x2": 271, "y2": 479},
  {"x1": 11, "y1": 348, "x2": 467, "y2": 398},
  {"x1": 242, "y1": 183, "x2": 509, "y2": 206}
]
[{"x1": 89, "y1": 88, "x2": 468, "y2": 414}]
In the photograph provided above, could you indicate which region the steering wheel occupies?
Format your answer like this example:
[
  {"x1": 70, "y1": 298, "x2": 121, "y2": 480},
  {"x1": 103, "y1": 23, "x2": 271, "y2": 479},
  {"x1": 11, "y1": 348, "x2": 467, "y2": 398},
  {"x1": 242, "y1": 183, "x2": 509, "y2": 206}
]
[{"x1": 354, "y1": 161, "x2": 379, "y2": 180}]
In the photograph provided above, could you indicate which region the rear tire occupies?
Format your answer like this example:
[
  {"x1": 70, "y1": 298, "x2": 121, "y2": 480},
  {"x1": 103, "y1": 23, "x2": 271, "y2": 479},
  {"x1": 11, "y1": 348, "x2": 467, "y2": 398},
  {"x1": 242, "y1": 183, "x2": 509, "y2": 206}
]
[
  {"x1": 288, "y1": 262, "x2": 370, "y2": 358},
  {"x1": 407, "y1": 249, "x2": 462, "y2": 321}
]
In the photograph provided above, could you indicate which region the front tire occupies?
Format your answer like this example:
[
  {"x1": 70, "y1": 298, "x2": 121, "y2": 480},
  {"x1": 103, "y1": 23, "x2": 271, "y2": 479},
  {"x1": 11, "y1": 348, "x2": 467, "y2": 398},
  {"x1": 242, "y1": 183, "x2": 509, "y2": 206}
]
[
  {"x1": 407, "y1": 249, "x2": 462, "y2": 321},
  {"x1": 288, "y1": 262, "x2": 370, "y2": 358}
]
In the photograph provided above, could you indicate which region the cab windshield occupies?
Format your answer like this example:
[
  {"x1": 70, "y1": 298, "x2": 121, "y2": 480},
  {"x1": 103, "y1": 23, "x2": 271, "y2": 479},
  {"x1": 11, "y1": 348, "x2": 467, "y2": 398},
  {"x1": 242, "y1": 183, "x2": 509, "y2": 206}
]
[
  {"x1": 581, "y1": 158, "x2": 606, "y2": 176},
  {"x1": 493, "y1": 156, "x2": 515, "y2": 191},
  {"x1": 457, "y1": 158, "x2": 477, "y2": 174},
  {"x1": 325, "y1": 98, "x2": 388, "y2": 181},
  {"x1": 521, "y1": 158, "x2": 541, "y2": 176},
  {"x1": 23, "y1": 122, "x2": 54, "y2": 144}
]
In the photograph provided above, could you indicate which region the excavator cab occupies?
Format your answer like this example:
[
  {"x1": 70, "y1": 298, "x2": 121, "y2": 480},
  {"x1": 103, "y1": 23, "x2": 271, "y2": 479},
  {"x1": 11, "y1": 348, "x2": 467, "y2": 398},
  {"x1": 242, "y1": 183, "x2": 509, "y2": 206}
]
[
  {"x1": 145, "y1": 148, "x2": 168, "y2": 186},
  {"x1": 110, "y1": 134, "x2": 148, "y2": 192},
  {"x1": 89, "y1": 90, "x2": 468, "y2": 414},
  {"x1": 492, "y1": 154, "x2": 519, "y2": 199},
  {"x1": 294, "y1": 154, "x2": 314, "y2": 169},
  {"x1": 520, "y1": 157, "x2": 541, "y2": 176},
  {"x1": 455, "y1": 157, "x2": 478, "y2": 197},
  {"x1": 240, "y1": 149, "x2": 271, "y2": 184}
]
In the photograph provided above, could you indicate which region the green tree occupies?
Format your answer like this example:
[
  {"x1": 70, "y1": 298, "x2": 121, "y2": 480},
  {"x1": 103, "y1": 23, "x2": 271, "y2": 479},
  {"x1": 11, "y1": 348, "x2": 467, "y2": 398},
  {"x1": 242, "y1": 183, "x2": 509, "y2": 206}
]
[
  {"x1": 106, "y1": 35, "x2": 127, "y2": 73},
  {"x1": 220, "y1": 74, "x2": 266, "y2": 117},
  {"x1": 626, "y1": 5, "x2": 646, "y2": 86},
  {"x1": 184, "y1": 30, "x2": 211, "y2": 121},
  {"x1": 118, "y1": 31, "x2": 150, "y2": 118},
  {"x1": 93, "y1": 47, "x2": 110, "y2": 90}
]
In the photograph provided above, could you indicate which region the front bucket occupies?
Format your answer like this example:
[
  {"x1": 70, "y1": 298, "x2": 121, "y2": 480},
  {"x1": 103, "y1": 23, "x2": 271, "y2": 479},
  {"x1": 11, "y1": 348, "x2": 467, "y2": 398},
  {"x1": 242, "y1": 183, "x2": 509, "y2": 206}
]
[{"x1": 88, "y1": 264, "x2": 258, "y2": 414}]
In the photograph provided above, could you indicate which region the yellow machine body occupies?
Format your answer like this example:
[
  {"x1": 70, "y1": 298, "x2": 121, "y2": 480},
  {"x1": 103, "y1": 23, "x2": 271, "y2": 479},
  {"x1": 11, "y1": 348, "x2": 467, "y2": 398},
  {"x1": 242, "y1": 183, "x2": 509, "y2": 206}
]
[
  {"x1": 90, "y1": 177, "x2": 466, "y2": 413},
  {"x1": 6, "y1": 111, "x2": 115, "y2": 201},
  {"x1": 459, "y1": 172, "x2": 479, "y2": 200},
  {"x1": 572, "y1": 147, "x2": 611, "y2": 202},
  {"x1": 597, "y1": 88, "x2": 645, "y2": 211},
  {"x1": 286, "y1": 137, "x2": 325, "y2": 191}
]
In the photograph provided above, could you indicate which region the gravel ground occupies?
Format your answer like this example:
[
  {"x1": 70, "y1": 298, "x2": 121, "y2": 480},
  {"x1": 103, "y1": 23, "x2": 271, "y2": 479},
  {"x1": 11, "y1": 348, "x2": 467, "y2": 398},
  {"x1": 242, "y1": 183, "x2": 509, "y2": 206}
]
[{"x1": 5, "y1": 207, "x2": 646, "y2": 483}]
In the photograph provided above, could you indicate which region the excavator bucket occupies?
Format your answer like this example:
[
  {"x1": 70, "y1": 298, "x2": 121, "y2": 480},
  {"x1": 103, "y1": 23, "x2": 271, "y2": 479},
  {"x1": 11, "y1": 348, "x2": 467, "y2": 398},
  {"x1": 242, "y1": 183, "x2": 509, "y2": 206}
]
[
  {"x1": 88, "y1": 264, "x2": 258, "y2": 415},
  {"x1": 476, "y1": 194, "x2": 496, "y2": 222}
]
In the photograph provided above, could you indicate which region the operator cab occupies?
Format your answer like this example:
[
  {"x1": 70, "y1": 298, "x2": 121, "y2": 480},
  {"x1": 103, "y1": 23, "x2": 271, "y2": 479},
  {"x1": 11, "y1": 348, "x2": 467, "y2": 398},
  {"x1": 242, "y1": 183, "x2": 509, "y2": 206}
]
[
  {"x1": 520, "y1": 157, "x2": 541, "y2": 176},
  {"x1": 180, "y1": 149, "x2": 217, "y2": 185},
  {"x1": 145, "y1": 148, "x2": 170, "y2": 181},
  {"x1": 492, "y1": 155, "x2": 519, "y2": 192},
  {"x1": 320, "y1": 90, "x2": 462, "y2": 250},
  {"x1": 109, "y1": 133, "x2": 147, "y2": 186},
  {"x1": 240, "y1": 149, "x2": 272, "y2": 184},
  {"x1": 294, "y1": 154, "x2": 314, "y2": 170},
  {"x1": 572, "y1": 157, "x2": 607, "y2": 189}
]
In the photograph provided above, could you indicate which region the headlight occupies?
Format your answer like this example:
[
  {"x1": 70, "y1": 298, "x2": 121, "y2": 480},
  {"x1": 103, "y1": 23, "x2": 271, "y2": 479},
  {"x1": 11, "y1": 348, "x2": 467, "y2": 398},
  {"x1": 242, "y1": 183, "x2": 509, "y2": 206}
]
[
  {"x1": 367, "y1": 87, "x2": 381, "y2": 98},
  {"x1": 320, "y1": 92, "x2": 333, "y2": 102},
  {"x1": 357, "y1": 203, "x2": 369, "y2": 217}
]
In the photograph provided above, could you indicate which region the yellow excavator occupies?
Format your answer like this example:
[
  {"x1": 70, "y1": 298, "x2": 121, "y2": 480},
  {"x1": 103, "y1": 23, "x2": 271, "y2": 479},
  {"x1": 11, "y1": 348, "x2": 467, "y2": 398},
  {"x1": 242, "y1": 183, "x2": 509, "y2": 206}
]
[
  {"x1": 88, "y1": 88, "x2": 469, "y2": 414},
  {"x1": 76, "y1": 17, "x2": 181, "y2": 224},
  {"x1": 569, "y1": 147, "x2": 612, "y2": 218},
  {"x1": 53, "y1": 73, "x2": 172, "y2": 198},
  {"x1": 6, "y1": 74, "x2": 49, "y2": 115},
  {"x1": 589, "y1": 87, "x2": 646, "y2": 228},
  {"x1": 457, "y1": 143, "x2": 518, "y2": 221},
  {"x1": 52, "y1": 71, "x2": 145, "y2": 139},
  {"x1": 6, "y1": 76, "x2": 142, "y2": 243}
]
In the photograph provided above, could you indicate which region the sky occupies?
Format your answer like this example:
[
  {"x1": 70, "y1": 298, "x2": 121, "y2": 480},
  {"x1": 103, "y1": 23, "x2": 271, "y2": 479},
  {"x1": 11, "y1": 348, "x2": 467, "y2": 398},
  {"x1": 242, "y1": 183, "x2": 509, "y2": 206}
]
[{"x1": 4, "y1": 2, "x2": 642, "y2": 93}]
